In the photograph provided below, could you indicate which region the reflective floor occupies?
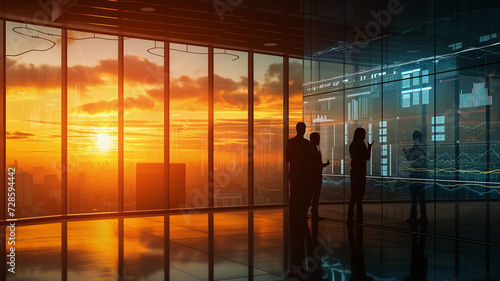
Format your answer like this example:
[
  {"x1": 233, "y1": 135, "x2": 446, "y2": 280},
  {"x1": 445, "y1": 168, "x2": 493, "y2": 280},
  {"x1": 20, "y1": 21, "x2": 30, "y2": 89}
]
[{"x1": 2, "y1": 205, "x2": 500, "y2": 281}]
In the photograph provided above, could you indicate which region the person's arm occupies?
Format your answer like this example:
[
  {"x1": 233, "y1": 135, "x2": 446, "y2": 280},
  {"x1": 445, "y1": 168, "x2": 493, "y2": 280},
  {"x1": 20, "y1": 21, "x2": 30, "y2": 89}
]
[
  {"x1": 366, "y1": 141, "x2": 374, "y2": 160},
  {"x1": 320, "y1": 150, "x2": 330, "y2": 167},
  {"x1": 403, "y1": 147, "x2": 409, "y2": 161}
]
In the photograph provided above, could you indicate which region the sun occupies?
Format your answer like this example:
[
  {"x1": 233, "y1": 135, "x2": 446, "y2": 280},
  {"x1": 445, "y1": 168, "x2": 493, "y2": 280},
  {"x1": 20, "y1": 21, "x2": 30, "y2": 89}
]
[{"x1": 96, "y1": 133, "x2": 111, "y2": 150}]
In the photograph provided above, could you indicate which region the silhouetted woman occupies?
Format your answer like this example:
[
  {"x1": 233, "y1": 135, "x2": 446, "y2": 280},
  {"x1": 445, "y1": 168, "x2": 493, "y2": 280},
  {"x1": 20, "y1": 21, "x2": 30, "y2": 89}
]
[{"x1": 347, "y1": 127, "x2": 373, "y2": 224}]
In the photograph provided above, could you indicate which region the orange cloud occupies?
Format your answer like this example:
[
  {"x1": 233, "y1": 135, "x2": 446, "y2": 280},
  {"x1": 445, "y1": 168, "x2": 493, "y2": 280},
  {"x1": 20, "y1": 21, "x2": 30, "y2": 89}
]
[
  {"x1": 146, "y1": 88, "x2": 164, "y2": 102},
  {"x1": 6, "y1": 131, "x2": 36, "y2": 139},
  {"x1": 6, "y1": 58, "x2": 60, "y2": 89},
  {"x1": 78, "y1": 95, "x2": 155, "y2": 114},
  {"x1": 6, "y1": 55, "x2": 163, "y2": 93},
  {"x1": 8, "y1": 56, "x2": 303, "y2": 116},
  {"x1": 124, "y1": 55, "x2": 164, "y2": 85}
]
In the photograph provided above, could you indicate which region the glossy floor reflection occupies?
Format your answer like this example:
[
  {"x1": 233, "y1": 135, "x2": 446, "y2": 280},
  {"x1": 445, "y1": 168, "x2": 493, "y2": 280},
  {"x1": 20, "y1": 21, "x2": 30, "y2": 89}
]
[{"x1": 3, "y1": 207, "x2": 500, "y2": 280}]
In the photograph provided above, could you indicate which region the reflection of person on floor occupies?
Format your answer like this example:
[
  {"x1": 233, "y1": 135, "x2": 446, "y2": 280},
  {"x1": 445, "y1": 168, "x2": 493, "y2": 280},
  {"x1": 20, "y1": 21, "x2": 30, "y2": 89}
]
[
  {"x1": 286, "y1": 122, "x2": 312, "y2": 270},
  {"x1": 309, "y1": 132, "x2": 330, "y2": 220},
  {"x1": 303, "y1": 217, "x2": 324, "y2": 281},
  {"x1": 347, "y1": 224, "x2": 374, "y2": 281},
  {"x1": 403, "y1": 130, "x2": 428, "y2": 225},
  {"x1": 404, "y1": 223, "x2": 428, "y2": 281},
  {"x1": 347, "y1": 128, "x2": 373, "y2": 224}
]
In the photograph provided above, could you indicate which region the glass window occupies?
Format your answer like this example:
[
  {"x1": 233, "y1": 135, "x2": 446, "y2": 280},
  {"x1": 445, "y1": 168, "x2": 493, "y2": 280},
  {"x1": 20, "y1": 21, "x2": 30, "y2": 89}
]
[
  {"x1": 289, "y1": 58, "x2": 303, "y2": 138},
  {"x1": 169, "y1": 43, "x2": 208, "y2": 208},
  {"x1": 214, "y1": 49, "x2": 248, "y2": 206},
  {"x1": 303, "y1": 0, "x2": 500, "y2": 243},
  {"x1": 254, "y1": 54, "x2": 284, "y2": 204},
  {"x1": 436, "y1": 0, "x2": 500, "y2": 72},
  {"x1": 124, "y1": 39, "x2": 164, "y2": 211},
  {"x1": 6, "y1": 22, "x2": 61, "y2": 218},
  {"x1": 67, "y1": 30, "x2": 118, "y2": 214}
]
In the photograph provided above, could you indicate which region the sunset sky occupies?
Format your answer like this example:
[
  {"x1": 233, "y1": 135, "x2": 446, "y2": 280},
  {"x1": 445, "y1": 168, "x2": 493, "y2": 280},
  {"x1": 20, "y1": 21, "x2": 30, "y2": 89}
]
[{"x1": 5, "y1": 21, "x2": 303, "y2": 210}]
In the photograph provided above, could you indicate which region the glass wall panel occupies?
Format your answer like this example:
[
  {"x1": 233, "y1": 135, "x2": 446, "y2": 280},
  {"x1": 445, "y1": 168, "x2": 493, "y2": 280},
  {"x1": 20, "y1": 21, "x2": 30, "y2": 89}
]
[
  {"x1": 303, "y1": 0, "x2": 344, "y2": 98},
  {"x1": 345, "y1": 85, "x2": 383, "y2": 224},
  {"x1": 6, "y1": 22, "x2": 61, "y2": 218},
  {"x1": 435, "y1": 64, "x2": 500, "y2": 241},
  {"x1": 383, "y1": 0, "x2": 435, "y2": 82},
  {"x1": 435, "y1": 0, "x2": 500, "y2": 73},
  {"x1": 304, "y1": 0, "x2": 500, "y2": 244},
  {"x1": 169, "y1": 43, "x2": 208, "y2": 208},
  {"x1": 289, "y1": 58, "x2": 303, "y2": 138},
  {"x1": 304, "y1": 90, "x2": 345, "y2": 206},
  {"x1": 254, "y1": 54, "x2": 284, "y2": 204},
  {"x1": 214, "y1": 49, "x2": 248, "y2": 206},
  {"x1": 382, "y1": 74, "x2": 435, "y2": 230},
  {"x1": 124, "y1": 39, "x2": 164, "y2": 211},
  {"x1": 67, "y1": 31, "x2": 118, "y2": 214},
  {"x1": 344, "y1": 0, "x2": 383, "y2": 88}
]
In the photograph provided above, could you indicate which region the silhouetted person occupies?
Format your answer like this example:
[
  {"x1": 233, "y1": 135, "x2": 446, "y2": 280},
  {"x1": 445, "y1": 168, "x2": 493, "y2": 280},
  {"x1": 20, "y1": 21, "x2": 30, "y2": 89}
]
[
  {"x1": 403, "y1": 130, "x2": 427, "y2": 225},
  {"x1": 347, "y1": 128, "x2": 373, "y2": 224},
  {"x1": 286, "y1": 122, "x2": 312, "y2": 270},
  {"x1": 309, "y1": 132, "x2": 330, "y2": 220},
  {"x1": 404, "y1": 223, "x2": 428, "y2": 281},
  {"x1": 347, "y1": 224, "x2": 374, "y2": 281}
]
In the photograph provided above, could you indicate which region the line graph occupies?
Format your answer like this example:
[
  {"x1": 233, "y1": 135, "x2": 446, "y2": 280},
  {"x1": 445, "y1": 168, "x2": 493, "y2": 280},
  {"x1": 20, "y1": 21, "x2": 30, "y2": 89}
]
[{"x1": 321, "y1": 176, "x2": 500, "y2": 197}]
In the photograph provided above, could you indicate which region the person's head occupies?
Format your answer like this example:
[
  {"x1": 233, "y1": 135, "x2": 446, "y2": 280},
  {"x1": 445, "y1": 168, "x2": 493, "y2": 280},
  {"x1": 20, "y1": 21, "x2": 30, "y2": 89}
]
[
  {"x1": 412, "y1": 130, "x2": 423, "y2": 142},
  {"x1": 296, "y1": 122, "x2": 306, "y2": 136},
  {"x1": 353, "y1": 127, "x2": 366, "y2": 142},
  {"x1": 310, "y1": 132, "x2": 320, "y2": 145}
]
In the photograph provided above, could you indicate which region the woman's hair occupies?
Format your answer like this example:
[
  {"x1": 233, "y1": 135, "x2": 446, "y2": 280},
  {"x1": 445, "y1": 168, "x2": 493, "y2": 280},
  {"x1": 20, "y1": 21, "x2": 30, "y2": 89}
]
[{"x1": 353, "y1": 127, "x2": 366, "y2": 142}]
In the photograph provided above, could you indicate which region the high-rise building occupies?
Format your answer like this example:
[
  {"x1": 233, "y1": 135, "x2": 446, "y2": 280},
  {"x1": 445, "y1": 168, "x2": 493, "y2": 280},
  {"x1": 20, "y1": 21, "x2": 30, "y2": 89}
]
[
  {"x1": 40, "y1": 174, "x2": 59, "y2": 205},
  {"x1": 136, "y1": 163, "x2": 186, "y2": 210},
  {"x1": 16, "y1": 172, "x2": 33, "y2": 208},
  {"x1": 49, "y1": 189, "x2": 81, "y2": 214},
  {"x1": 32, "y1": 167, "x2": 45, "y2": 184}
]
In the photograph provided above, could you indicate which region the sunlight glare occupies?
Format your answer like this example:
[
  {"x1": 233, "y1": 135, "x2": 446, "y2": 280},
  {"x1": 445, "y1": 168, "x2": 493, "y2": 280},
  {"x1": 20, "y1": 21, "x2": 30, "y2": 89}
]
[{"x1": 97, "y1": 133, "x2": 111, "y2": 150}]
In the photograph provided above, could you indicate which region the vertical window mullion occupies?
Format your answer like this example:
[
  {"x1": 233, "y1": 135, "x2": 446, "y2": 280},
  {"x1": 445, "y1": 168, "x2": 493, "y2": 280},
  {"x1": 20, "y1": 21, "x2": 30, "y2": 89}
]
[
  {"x1": 164, "y1": 42, "x2": 170, "y2": 210},
  {"x1": 1, "y1": 20, "x2": 6, "y2": 221},
  {"x1": 62, "y1": 28, "x2": 67, "y2": 216},
  {"x1": 208, "y1": 47, "x2": 214, "y2": 208},
  {"x1": 164, "y1": 41, "x2": 171, "y2": 281},
  {"x1": 1, "y1": 19, "x2": 6, "y2": 281},
  {"x1": 283, "y1": 57, "x2": 289, "y2": 204},
  {"x1": 248, "y1": 52, "x2": 254, "y2": 206},
  {"x1": 118, "y1": 36, "x2": 124, "y2": 212}
]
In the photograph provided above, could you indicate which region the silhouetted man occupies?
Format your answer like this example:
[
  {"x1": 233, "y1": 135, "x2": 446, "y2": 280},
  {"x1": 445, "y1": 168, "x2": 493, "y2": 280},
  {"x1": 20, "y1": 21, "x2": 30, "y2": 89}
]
[
  {"x1": 286, "y1": 122, "x2": 311, "y2": 270},
  {"x1": 309, "y1": 132, "x2": 330, "y2": 219},
  {"x1": 403, "y1": 130, "x2": 428, "y2": 225}
]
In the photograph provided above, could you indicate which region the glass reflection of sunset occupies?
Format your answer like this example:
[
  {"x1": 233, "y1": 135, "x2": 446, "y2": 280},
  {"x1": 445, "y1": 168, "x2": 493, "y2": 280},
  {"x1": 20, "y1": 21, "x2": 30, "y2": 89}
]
[{"x1": 5, "y1": 22, "x2": 303, "y2": 216}]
